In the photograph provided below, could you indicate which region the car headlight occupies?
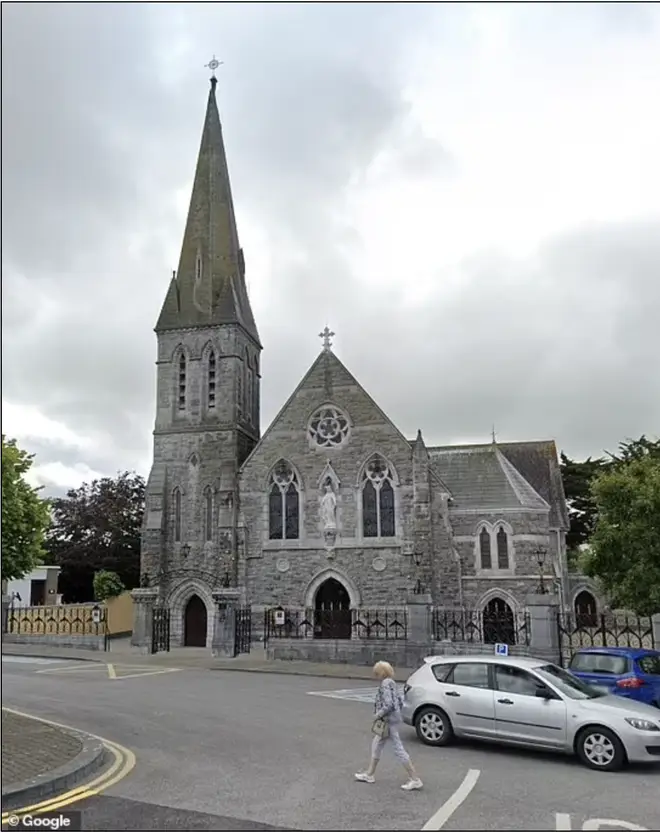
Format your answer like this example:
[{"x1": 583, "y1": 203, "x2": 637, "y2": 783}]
[{"x1": 625, "y1": 717, "x2": 660, "y2": 731}]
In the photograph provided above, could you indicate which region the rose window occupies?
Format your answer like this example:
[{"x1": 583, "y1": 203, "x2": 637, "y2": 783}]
[{"x1": 308, "y1": 405, "x2": 350, "y2": 448}]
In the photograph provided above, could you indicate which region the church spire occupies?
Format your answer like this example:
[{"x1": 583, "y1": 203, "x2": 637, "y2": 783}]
[{"x1": 156, "y1": 65, "x2": 259, "y2": 344}]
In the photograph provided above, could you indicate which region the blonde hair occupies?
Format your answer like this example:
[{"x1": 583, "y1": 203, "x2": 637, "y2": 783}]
[{"x1": 373, "y1": 661, "x2": 395, "y2": 679}]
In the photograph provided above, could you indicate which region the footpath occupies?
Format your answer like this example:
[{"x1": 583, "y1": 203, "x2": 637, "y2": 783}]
[
  {"x1": 2, "y1": 641, "x2": 417, "y2": 682},
  {"x1": 1, "y1": 709, "x2": 106, "y2": 812}
]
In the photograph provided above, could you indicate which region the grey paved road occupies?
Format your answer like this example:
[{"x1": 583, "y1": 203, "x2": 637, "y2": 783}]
[{"x1": 2, "y1": 656, "x2": 659, "y2": 831}]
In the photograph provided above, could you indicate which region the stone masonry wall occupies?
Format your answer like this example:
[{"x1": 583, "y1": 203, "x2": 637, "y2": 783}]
[
  {"x1": 239, "y1": 350, "x2": 449, "y2": 607},
  {"x1": 450, "y1": 509, "x2": 554, "y2": 610}
]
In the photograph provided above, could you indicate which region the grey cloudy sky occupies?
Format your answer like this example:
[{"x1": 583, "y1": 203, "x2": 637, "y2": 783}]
[{"x1": 2, "y1": 3, "x2": 659, "y2": 496}]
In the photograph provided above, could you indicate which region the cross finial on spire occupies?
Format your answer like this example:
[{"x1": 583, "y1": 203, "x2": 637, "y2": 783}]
[
  {"x1": 491, "y1": 425, "x2": 497, "y2": 444},
  {"x1": 205, "y1": 54, "x2": 223, "y2": 84},
  {"x1": 319, "y1": 326, "x2": 335, "y2": 351}
]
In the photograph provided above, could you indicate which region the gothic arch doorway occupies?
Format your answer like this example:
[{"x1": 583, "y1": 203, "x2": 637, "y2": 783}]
[
  {"x1": 184, "y1": 594, "x2": 207, "y2": 647},
  {"x1": 482, "y1": 597, "x2": 516, "y2": 645},
  {"x1": 575, "y1": 590, "x2": 598, "y2": 627},
  {"x1": 314, "y1": 577, "x2": 351, "y2": 639}
]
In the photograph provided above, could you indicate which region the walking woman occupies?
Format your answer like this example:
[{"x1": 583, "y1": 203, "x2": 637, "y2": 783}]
[{"x1": 355, "y1": 661, "x2": 423, "y2": 791}]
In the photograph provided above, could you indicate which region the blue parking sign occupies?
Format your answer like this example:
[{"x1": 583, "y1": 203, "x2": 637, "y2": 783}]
[{"x1": 495, "y1": 643, "x2": 509, "y2": 657}]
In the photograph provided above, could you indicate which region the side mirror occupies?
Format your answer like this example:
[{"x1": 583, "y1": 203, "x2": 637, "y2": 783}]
[{"x1": 535, "y1": 686, "x2": 553, "y2": 699}]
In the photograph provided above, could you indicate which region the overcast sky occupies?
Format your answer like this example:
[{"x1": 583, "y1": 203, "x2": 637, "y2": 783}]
[{"x1": 2, "y1": 3, "x2": 659, "y2": 497}]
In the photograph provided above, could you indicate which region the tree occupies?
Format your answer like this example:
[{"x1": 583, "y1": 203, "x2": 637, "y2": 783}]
[
  {"x1": 560, "y1": 452, "x2": 606, "y2": 555},
  {"x1": 560, "y1": 436, "x2": 660, "y2": 560},
  {"x1": 581, "y1": 453, "x2": 660, "y2": 616},
  {"x1": 45, "y1": 472, "x2": 144, "y2": 602},
  {"x1": 1, "y1": 435, "x2": 50, "y2": 582},
  {"x1": 93, "y1": 570, "x2": 125, "y2": 602}
]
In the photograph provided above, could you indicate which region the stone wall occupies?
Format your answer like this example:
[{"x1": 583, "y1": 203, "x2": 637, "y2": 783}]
[
  {"x1": 4, "y1": 634, "x2": 106, "y2": 651},
  {"x1": 239, "y1": 350, "x2": 424, "y2": 608}
]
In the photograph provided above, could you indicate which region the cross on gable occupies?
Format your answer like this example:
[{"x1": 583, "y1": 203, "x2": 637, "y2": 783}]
[{"x1": 319, "y1": 326, "x2": 335, "y2": 351}]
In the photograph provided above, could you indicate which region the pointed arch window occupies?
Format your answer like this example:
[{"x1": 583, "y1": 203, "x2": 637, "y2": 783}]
[
  {"x1": 479, "y1": 527, "x2": 492, "y2": 569},
  {"x1": 246, "y1": 356, "x2": 254, "y2": 425},
  {"x1": 496, "y1": 526, "x2": 509, "y2": 569},
  {"x1": 178, "y1": 353, "x2": 187, "y2": 410},
  {"x1": 203, "y1": 487, "x2": 213, "y2": 542},
  {"x1": 237, "y1": 358, "x2": 244, "y2": 418},
  {"x1": 268, "y1": 461, "x2": 300, "y2": 540},
  {"x1": 208, "y1": 350, "x2": 216, "y2": 409},
  {"x1": 361, "y1": 455, "x2": 396, "y2": 538},
  {"x1": 252, "y1": 358, "x2": 259, "y2": 422},
  {"x1": 174, "y1": 489, "x2": 182, "y2": 542}
]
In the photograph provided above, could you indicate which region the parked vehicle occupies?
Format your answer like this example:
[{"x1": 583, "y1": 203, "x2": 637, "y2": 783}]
[
  {"x1": 401, "y1": 655, "x2": 660, "y2": 771},
  {"x1": 568, "y1": 647, "x2": 660, "y2": 708}
]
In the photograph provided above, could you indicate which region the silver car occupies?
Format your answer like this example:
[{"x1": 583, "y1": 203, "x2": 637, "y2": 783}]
[{"x1": 401, "y1": 654, "x2": 660, "y2": 771}]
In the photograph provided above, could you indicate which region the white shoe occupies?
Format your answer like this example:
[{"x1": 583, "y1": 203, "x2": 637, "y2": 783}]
[
  {"x1": 355, "y1": 772, "x2": 375, "y2": 783},
  {"x1": 401, "y1": 778, "x2": 423, "y2": 791}
]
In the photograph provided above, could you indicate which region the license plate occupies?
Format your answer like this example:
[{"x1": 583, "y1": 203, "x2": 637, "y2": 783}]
[{"x1": 591, "y1": 684, "x2": 611, "y2": 694}]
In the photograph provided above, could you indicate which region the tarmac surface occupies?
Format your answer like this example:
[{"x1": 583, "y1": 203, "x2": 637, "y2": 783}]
[{"x1": 2, "y1": 652, "x2": 660, "y2": 831}]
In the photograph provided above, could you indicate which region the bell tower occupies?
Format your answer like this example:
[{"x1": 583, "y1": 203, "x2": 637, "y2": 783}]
[{"x1": 140, "y1": 62, "x2": 261, "y2": 601}]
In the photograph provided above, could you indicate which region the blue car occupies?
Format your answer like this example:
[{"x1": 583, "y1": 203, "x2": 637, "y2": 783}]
[{"x1": 568, "y1": 647, "x2": 660, "y2": 707}]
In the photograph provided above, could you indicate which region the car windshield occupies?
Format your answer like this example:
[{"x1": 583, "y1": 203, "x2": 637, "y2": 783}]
[
  {"x1": 535, "y1": 663, "x2": 605, "y2": 700},
  {"x1": 637, "y1": 654, "x2": 660, "y2": 675}
]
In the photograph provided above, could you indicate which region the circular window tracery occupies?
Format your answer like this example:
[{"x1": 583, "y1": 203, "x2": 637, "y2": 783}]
[
  {"x1": 272, "y1": 461, "x2": 296, "y2": 488},
  {"x1": 364, "y1": 456, "x2": 390, "y2": 484},
  {"x1": 308, "y1": 405, "x2": 350, "y2": 448}
]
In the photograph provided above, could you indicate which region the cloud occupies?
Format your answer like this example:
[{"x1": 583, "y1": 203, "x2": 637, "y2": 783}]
[{"x1": 2, "y1": 3, "x2": 659, "y2": 485}]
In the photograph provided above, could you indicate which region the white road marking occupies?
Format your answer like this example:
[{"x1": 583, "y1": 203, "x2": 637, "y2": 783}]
[
  {"x1": 421, "y1": 769, "x2": 480, "y2": 831},
  {"x1": 307, "y1": 686, "x2": 404, "y2": 704},
  {"x1": 555, "y1": 814, "x2": 648, "y2": 831},
  {"x1": 583, "y1": 820, "x2": 647, "y2": 831},
  {"x1": 1, "y1": 656, "x2": 67, "y2": 665}
]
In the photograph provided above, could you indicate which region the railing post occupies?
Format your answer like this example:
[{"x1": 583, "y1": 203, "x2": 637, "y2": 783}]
[
  {"x1": 652, "y1": 614, "x2": 660, "y2": 650},
  {"x1": 525, "y1": 593, "x2": 560, "y2": 663},
  {"x1": 406, "y1": 593, "x2": 433, "y2": 644},
  {"x1": 130, "y1": 588, "x2": 158, "y2": 654}
]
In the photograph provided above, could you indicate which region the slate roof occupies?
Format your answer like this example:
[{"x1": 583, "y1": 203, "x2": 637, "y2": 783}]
[{"x1": 427, "y1": 441, "x2": 567, "y2": 526}]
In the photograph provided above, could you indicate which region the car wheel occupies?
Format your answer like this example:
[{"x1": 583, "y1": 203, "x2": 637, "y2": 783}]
[
  {"x1": 576, "y1": 726, "x2": 626, "y2": 772},
  {"x1": 415, "y1": 706, "x2": 454, "y2": 747}
]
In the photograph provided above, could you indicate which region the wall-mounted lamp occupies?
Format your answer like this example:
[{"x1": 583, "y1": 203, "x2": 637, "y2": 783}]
[
  {"x1": 181, "y1": 543, "x2": 191, "y2": 559},
  {"x1": 534, "y1": 547, "x2": 548, "y2": 594}
]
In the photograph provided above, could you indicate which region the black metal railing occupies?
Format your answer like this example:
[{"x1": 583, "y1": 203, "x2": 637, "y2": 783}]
[
  {"x1": 6, "y1": 604, "x2": 107, "y2": 638},
  {"x1": 352, "y1": 609, "x2": 407, "y2": 640},
  {"x1": 432, "y1": 607, "x2": 530, "y2": 647},
  {"x1": 264, "y1": 608, "x2": 408, "y2": 641},
  {"x1": 557, "y1": 611, "x2": 655, "y2": 666}
]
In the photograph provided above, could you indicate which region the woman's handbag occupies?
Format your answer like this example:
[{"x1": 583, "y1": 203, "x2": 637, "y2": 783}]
[{"x1": 372, "y1": 718, "x2": 389, "y2": 738}]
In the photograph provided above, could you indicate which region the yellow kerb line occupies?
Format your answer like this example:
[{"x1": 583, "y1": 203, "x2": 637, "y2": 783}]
[
  {"x1": 0, "y1": 708, "x2": 136, "y2": 819},
  {"x1": 35, "y1": 664, "x2": 107, "y2": 674}
]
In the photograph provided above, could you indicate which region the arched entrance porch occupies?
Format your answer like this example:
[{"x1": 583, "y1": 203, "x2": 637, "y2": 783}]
[
  {"x1": 314, "y1": 577, "x2": 352, "y2": 639},
  {"x1": 184, "y1": 594, "x2": 208, "y2": 647}
]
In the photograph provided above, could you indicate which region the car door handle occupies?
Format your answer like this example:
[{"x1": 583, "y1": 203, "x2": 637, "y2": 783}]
[
  {"x1": 445, "y1": 691, "x2": 460, "y2": 697},
  {"x1": 497, "y1": 698, "x2": 514, "y2": 705}
]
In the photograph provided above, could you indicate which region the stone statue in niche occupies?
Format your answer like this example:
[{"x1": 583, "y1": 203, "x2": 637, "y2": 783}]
[{"x1": 319, "y1": 481, "x2": 337, "y2": 530}]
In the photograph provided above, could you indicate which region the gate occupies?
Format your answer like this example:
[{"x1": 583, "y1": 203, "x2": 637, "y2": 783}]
[
  {"x1": 557, "y1": 611, "x2": 655, "y2": 667},
  {"x1": 234, "y1": 606, "x2": 251, "y2": 656},
  {"x1": 151, "y1": 607, "x2": 170, "y2": 654}
]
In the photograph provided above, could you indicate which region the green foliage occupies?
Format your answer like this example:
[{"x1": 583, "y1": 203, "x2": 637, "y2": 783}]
[
  {"x1": 561, "y1": 435, "x2": 660, "y2": 555},
  {"x1": 581, "y1": 453, "x2": 660, "y2": 616},
  {"x1": 1, "y1": 435, "x2": 50, "y2": 582},
  {"x1": 93, "y1": 569, "x2": 125, "y2": 602},
  {"x1": 560, "y1": 453, "x2": 606, "y2": 552},
  {"x1": 45, "y1": 472, "x2": 144, "y2": 602}
]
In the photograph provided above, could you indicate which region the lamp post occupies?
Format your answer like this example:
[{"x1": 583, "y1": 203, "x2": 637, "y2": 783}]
[{"x1": 534, "y1": 547, "x2": 547, "y2": 594}]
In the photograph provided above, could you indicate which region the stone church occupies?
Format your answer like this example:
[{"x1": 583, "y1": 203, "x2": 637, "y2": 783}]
[{"x1": 137, "y1": 74, "x2": 580, "y2": 649}]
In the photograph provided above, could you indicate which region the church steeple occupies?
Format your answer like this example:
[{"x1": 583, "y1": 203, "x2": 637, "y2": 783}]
[{"x1": 156, "y1": 71, "x2": 259, "y2": 344}]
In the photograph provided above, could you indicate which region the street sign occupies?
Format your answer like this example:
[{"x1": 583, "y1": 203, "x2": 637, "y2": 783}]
[{"x1": 495, "y1": 643, "x2": 509, "y2": 657}]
